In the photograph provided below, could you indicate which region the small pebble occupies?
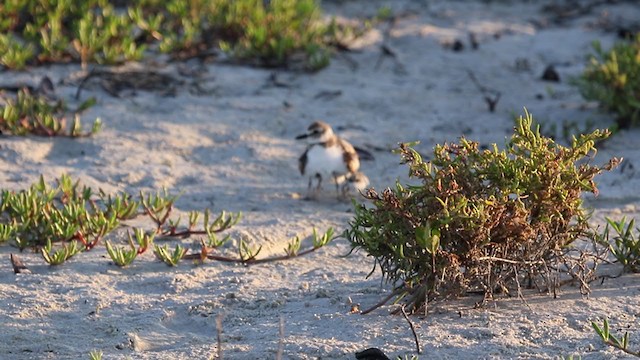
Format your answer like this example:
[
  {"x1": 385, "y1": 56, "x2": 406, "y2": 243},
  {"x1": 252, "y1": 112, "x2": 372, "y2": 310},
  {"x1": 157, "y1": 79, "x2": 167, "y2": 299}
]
[{"x1": 541, "y1": 65, "x2": 560, "y2": 82}]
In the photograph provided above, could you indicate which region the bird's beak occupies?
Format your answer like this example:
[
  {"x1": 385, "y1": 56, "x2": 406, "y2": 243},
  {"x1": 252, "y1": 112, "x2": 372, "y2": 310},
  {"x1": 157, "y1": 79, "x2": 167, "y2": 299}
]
[{"x1": 295, "y1": 133, "x2": 309, "y2": 140}]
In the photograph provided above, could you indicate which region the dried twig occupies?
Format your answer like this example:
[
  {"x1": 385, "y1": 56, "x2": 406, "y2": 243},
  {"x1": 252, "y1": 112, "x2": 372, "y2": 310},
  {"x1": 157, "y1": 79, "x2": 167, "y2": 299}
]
[
  {"x1": 335, "y1": 50, "x2": 359, "y2": 71},
  {"x1": 466, "y1": 69, "x2": 501, "y2": 112},
  {"x1": 75, "y1": 68, "x2": 99, "y2": 99},
  {"x1": 277, "y1": 316, "x2": 284, "y2": 360},
  {"x1": 215, "y1": 313, "x2": 224, "y2": 360},
  {"x1": 182, "y1": 243, "x2": 327, "y2": 265},
  {"x1": 476, "y1": 256, "x2": 543, "y2": 266},
  {"x1": 360, "y1": 287, "x2": 405, "y2": 315},
  {"x1": 511, "y1": 265, "x2": 530, "y2": 309},
  {"x1": 400, "y1": 305, "x2": 422, "y2": 354},
  {"x1": 374, "y1": 12, "x2": 409, "y2": 74}
]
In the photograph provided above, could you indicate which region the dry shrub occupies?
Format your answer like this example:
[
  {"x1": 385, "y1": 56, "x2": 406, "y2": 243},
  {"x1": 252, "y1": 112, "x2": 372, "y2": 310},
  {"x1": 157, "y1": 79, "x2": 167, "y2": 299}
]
[{"x1": 345, "y1": 111, "x2": 621, "y2": 313}]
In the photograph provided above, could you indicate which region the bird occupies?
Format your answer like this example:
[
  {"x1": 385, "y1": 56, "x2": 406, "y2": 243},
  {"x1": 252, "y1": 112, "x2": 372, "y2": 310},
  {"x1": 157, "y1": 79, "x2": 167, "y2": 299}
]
[
  {"x1": 296, "y1": 121, "x2": 360, "y2": 199},
  {"x1": 339, "y1": 171, "x2": 370, "y2": 198}
]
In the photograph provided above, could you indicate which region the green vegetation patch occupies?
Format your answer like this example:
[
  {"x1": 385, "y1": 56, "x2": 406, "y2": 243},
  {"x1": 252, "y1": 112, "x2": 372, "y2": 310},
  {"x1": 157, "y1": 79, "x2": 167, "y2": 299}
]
[
  {"x1": 345, "y1": 111, "x2": 620, "y2": 313},
  {"x1": 576, "y1": 34, "x2": 640, "y2": 128},
  {"x1": 1, "y1": 174, "x2": 334, "y2": 267},
  {"x1": 0, "y1": 87, "x2": 100, "y2": 136},
  {"x1": 0, "y1": 0, "x2": 336, "y2": 70}
]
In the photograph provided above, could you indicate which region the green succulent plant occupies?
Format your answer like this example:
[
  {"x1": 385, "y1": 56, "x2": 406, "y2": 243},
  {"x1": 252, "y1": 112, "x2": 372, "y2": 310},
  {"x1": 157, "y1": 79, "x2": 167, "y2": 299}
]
[
  {"x1": 0, "y1": 88, "x2": 100, "y2": 137},
  {"x1": 595, "y1": 217, "x2": 640, "y2": 273},
  {"x1": 592, "y1": 318, "x2": 640, "y2": 358},
  {"x1": 154, "y1": 243, "x2": 188, "y2": 266},
  {"x1": 576, "y1": 35, "x2": 640, "y2": 128},
  {"x1": 345, "y1": 111, "x2": 620, "y2": 313},
  {"x1": 1, "y1": 174, "x2": 333, "y2": 267},
  {"x1": 0, "y1": 0, "x2": 342, "y2": 70}
]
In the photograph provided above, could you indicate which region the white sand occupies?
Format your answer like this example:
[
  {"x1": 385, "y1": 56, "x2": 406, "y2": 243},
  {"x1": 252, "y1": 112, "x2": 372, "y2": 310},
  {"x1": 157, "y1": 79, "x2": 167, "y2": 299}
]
[{"x1": 1, "y1": 1, "x2": 640, "y2": 359}]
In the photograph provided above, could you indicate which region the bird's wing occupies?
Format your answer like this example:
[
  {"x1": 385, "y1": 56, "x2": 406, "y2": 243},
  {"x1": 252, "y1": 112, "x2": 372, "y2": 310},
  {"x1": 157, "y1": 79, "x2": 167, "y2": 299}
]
[
  {"x1": 298, "y1": 147, "x2": 309, "y2": 175},
  {"x1": 353, "y1": 145, "x2": 375, "y2": 161},
  {"x1": 339, "y1": 138, "x2": 360, "y2": 173}
]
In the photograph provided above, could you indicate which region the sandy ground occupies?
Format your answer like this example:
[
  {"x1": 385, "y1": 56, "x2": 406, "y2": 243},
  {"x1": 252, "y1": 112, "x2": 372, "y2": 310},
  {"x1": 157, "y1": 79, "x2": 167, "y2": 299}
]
[{"x1": 1, "y1": 1, "x2": 640, "y2": 359}]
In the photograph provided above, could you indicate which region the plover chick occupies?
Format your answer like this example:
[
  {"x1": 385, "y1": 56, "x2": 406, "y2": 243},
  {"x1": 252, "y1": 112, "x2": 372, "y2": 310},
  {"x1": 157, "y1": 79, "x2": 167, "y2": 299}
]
[
  {"x1": 296, "y1": 121, "x2": 360, "y2": 199},
  {"x1": 339, "y1": 171, "x2": 370, "y2": 198}
]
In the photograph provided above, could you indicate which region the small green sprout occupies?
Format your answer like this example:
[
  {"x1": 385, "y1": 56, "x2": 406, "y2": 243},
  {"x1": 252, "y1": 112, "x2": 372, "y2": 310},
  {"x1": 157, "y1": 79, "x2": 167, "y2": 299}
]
[
  {"x1": 140, "y1": 188, "x2": 179, "y2": 229},
  {"x1": 0, "y1": 33, "x2": 35, "y2": 69},
  {"x1": 34, "y1": 174, "x2": 58, "y2": 201},
  {"x1": 376, "y1": 6, "x2": 394, "y2": 21},
  {"x1": 105, "y1": 240, "x2": 137, "y2": 267},
  {"x1": 88, "y1": 350, "x2": 103, "y2": 360},
  {"x1": 73, "y1": 97, "x2": 97, "y2": 114},
  {"x1": 0, "y1": 89, "x2": 100, "y2": 137},
  {"x1": 91, "y1": 118, "x2": 103, "y2": 134},
  {"x1": 132, "y1": 228, "x2": 154, "y2": 253},
  {"x1": 78, "y1": 211, "x2": 119, "y2": 250},
  {"x1": 592, "y1": 318, "x2": 639, "y2": 357},
  {"x1": 284, "y1": 236, "x2": 301, "y2": 257},
  {"x1": 57, "y1": 173, "x2": 91, "y2": 202},
  {"x1": 188, "y1": 210, "x2": 200, "y2": 230},
  {"x1": 154, "y1": 243, "x2": 187, "y2": 266},
  {"x1": 41, "y1": 239, "x2": 82, "y2": 265},
  {"x1": 312, "y1": 227, "x2": 334, "y2": 248},
  {"x1": 205, "y1": 230, "x2": 231, "y2": 249},
  {"x1": 162, "y1": 209, "x2": 241, "y2": 237},
  {"x1": 239, "y1": 238, "x2": 262, "y2": 263},
  {"x1": 101, "y1": 191, "x2": 140, "y2": 220},
  {"x1": 204, "y1": 209, "x2": 242, "y2": 234},
  {"x1": 561, "y1": 355, "x2": 581, "y2": 360},
  {"x1": 14, "y1": 237, "x2": 29, "y2": 250},
  {"x1": 142, "y1": 188, "x2": 178, "y2": 211},
  {"x1": 0, "y1": 223, "x2": 16, "y2": 243},
  {"x1": 167, "y1": 217, "x2": 182, "y2": 232},
  {"x1": 105, "y1": 228, "x2": 154, "y2": 267},
  {"x1": 598, "y1": 217, "x2": 640, "y2": 273}
]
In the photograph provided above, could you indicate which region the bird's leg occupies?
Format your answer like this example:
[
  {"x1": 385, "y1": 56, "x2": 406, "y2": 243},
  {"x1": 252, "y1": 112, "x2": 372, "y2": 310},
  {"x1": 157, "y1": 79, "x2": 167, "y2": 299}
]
[
  {"x1": 304, "y1": 174, "x2": 322, "y2": 200},
  {"x1": 333, "y1": 174, "x2": 342, "y2": 200},
  {"x1": 340, "y1": 180, "x2": 350, "y2": 200},
  {"x1": 307, "y1": 176, "x2": 313, "y2": 193}
]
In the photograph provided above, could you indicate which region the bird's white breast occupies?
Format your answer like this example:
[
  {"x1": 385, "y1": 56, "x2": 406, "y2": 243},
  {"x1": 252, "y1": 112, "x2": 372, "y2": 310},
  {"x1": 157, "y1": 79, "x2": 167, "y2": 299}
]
[{"x1": 305, "y1": 144, "x2": 348, "y2": 179}]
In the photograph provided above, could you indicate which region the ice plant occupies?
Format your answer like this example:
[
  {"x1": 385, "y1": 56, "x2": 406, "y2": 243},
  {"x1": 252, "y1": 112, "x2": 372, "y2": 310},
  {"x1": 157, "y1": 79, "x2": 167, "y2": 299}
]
[
  {"x1": 0, "y1": 89, "x2": 101, "y2": 137},
  {"x1": 592, "y1": 318, "x2": 640, "y2": 357},
  {"x1": 41, "y1": 239, "x2": 82, "y2": 265},
  {"x1": 1, "y1": 174, "x2": 334, "y2": 267},
  {"x1": 154, "y1": 243, "x2": 188, "y2": 266},
  {"x1": 105, "y1": 228, "x2": 154, "y2": 267}
]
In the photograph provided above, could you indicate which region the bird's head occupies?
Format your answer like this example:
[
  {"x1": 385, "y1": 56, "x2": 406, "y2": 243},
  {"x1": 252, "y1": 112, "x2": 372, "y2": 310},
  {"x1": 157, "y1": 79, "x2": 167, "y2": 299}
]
[{"x1": 295, "y1": 121, "x2": 334, "y2": 143}]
